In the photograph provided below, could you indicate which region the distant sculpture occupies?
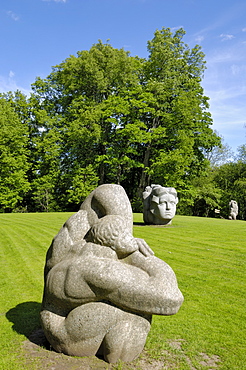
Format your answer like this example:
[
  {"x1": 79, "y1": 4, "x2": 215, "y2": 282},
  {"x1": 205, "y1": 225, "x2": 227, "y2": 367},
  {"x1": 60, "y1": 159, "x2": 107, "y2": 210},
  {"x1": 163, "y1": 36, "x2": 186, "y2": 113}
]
[
  {"x1": 143, "y1": 184, "x2": 178, "y2": 225},
  {"x1": 229, "y1": 200, "x2": 238, "y2": 220},
  {"x1": 41, "y1": 184, "x2": 183, "y2": 363}
]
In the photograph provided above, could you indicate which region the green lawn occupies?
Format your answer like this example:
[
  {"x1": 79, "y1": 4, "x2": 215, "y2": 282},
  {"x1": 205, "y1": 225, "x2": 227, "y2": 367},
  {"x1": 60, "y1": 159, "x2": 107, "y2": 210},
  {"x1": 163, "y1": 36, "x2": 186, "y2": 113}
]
[{"x1": 0, "y1": 212, "x2": 245, "y2": 369}]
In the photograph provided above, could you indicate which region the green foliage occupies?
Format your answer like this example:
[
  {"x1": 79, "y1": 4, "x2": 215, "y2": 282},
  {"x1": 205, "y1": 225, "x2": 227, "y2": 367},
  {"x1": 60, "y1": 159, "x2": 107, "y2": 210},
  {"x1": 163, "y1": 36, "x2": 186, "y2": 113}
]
[
  {"x1": 132, "y1": 28, "x2": 220, "y2": 198},
  {"x1": 190, "y1": 174, "x2": 222, "y2": 217},
  {"x1": 30, "y1": 122, "x2": 61, "y2": 211},
  {"x1": 66, "y1": 164, "x2": 99, "y2": 206},
  {"x1": 0, "y1": 213, "x2": 245, "y2": 369},
  {"x1": 27, "y1": 29, "x2": 219, "y2": 208},
  {"x1": 31, "y1": 175, "x2": 58, "y2": 212},
  {"x1": 0, "y1": 29, "x2": 224, "y2": 213},
  {"x1": 213, "y1": 161, "x2": 246, "y2": 219},
  {"x1": 0, "y1": 98, "x2": 30, "y2": 212},
  {"x1": 131, "y1": 196, "x2": 143, "y2": 213}
]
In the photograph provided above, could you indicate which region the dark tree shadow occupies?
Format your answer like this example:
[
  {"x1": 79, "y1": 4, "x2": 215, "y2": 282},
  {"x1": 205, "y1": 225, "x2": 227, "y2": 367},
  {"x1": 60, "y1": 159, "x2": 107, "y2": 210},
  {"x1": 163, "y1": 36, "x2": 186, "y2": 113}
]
[{"x1": 6, "y1": 301, "x2": 49, "y2": 348}]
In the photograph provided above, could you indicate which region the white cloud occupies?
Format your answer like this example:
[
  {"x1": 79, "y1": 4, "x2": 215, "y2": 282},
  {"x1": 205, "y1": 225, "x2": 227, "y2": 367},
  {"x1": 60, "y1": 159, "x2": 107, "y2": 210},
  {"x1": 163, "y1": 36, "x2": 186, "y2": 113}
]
[
  {"x1": 202, "y1": 40, "x2": 246, "y2": 151},
  {"x1": 220, "y1": 33, "x2": 235, "y2": 41},
  {"x1": 6, "y1": 10, "x2": 20, "y2": 21},
  {"x1": 230, "y1": 64, "x2": 246, "y2": 76},
  {"x1": 205, "y1": 39, "x2": 246, "y2": 68},
  {"x1": 195, "y1": 35, "x2": 205, "y2": 43},
  {"x1": 202, "y1": 81, "x2": 246, "y2": 150},
  {"x1": 170, "y1": 26, "x2": 184, "y2": 32},
  {"x1": 242, "y1": 28, "x2": 246, "y2": 32},
  {"x1": 206, "y1": 51, "x2": 237, "y2": 66},
  {"x1": 0, "y1": 73, "x2": 30, "y2": 96},
  {"x1": 204, "y1": 86, "x2": 246, "y2": 103},
  {"x1": 204, "y1": 102, "x2": 246, "y2": 150}
]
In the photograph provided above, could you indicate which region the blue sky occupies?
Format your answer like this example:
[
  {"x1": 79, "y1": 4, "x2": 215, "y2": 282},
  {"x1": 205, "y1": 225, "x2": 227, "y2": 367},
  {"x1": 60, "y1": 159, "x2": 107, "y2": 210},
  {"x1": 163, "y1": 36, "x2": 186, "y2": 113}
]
[{"x1": 1, "y1": 0, "x2": 246, "y2": 153}]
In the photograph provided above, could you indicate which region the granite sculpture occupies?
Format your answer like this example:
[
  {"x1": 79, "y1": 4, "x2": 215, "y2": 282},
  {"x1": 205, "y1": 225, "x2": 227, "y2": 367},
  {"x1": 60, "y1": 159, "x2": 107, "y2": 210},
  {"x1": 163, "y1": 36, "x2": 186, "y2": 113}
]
[
  {"x1": 143, "y1": 184, "x2": 178, "y2": 225},
  {"x1": 41, "y1": 184, "x2": 183, "y2": 363},
  {"x1": 229, "y1": 200, "x2": 238, "y2": 220}
]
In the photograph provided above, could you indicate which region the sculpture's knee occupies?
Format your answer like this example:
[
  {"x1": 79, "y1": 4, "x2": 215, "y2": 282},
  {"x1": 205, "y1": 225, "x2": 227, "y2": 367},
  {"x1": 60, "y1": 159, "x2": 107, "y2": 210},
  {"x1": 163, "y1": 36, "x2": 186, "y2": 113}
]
[
  {"x1": 40, "y1": 309, "x2": 67, "y2": 353},
  {"x1": 102, "y1": 313, "x2": 151, "y2": 363},
  {"x1": 62, "y1": 302, "x2": 122, "y2": 357}
]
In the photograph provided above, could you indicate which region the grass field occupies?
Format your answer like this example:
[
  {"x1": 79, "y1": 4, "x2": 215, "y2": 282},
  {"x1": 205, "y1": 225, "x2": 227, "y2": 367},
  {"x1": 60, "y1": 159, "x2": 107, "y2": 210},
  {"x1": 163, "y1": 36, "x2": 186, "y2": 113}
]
[{"x1": 0, "y1": 212, "x2": 245, "y2": 369}]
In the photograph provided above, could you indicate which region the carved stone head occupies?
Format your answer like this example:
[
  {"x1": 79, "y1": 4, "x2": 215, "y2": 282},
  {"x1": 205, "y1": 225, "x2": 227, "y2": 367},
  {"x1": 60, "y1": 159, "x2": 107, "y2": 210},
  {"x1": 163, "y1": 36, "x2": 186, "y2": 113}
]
[{"x1": 143, "y1": 184, "x2": 178, "y2": 225}]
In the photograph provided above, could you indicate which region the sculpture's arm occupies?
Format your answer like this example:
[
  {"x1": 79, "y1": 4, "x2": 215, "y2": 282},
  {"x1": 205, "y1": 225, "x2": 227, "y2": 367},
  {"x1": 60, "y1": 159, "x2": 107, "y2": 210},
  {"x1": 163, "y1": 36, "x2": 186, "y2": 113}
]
[{"x1": 44, "y1": 247, "x2": 183, "y2": 316}]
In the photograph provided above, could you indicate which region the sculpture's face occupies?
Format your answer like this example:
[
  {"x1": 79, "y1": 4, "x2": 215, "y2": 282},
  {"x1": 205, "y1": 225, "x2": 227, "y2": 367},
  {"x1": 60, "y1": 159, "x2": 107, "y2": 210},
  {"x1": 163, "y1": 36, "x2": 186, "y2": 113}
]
[{"x1": 152, "y1": 193, "x2": 177, "y2": 220}]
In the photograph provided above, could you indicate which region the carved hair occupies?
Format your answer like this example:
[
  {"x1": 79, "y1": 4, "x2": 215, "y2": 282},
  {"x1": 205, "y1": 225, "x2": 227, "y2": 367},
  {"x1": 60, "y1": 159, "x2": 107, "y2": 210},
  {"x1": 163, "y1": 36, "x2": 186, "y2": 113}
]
[
  {"x1": 151, "y1": 185, "x2": 177, "y2": 198},
  {"x1": 143, "y1": 185, "x2": 178, "y2": 204},
  {"x1": 86, "y1": 215, "x2": 126, "y2": 247}
]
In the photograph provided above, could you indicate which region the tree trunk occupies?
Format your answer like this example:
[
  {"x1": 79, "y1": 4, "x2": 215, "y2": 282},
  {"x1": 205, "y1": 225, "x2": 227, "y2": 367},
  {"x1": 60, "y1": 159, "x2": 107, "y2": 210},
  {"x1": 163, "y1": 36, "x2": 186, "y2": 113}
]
[
  {"x1": 137, "y1": 117, "x2": 159, "y2": 198},
  {"x1": 137, "y1": 144, "x2": 151, "y2": 198},
  {"x1": 98, "y1": 144, "x2": 106, "y2": 185}
]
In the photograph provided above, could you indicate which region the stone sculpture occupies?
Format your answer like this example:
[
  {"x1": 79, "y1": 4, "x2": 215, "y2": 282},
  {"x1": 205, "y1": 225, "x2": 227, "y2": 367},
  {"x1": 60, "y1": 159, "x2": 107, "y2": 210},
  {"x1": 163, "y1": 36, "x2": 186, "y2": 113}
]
[
  {"x1": 143, "y1": 184, "x2": 178, "y2": 225},
  {"x1": 41, "y1": 184, "x2": 183, "y2": 363},
  {"x1": 229, "y1": 200, "x2": 238, "y2": 220}
]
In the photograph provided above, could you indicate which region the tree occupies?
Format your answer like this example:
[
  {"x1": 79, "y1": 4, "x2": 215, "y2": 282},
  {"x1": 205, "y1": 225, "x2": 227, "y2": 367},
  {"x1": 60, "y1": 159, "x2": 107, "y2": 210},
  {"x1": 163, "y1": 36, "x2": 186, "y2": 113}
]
[
  {"x1": 131, "y1": 28, "x2": 220, "y2": 203},
  {"x1": 0, "y1": 98, "x2": 30, "y2": 212},
  {"x1": 204, "y1": 133, "x2": 234, "y2": 167},
  {"x1": 236, "y1": 144, "x2": 246, "y2": 162},
  {"x1": 29, "y1": 29, "x2": 220, "y2": 210},
  {"x1": 190, "y1": 173, "x2": 222, "y2": 217},
  {"x1": 26, "y1": 105, "x2": 62, "y2": 212},
  {"x1": 30, "y1": 41, "x2": 144, "y2": 205},
  {"x1": 66, "y1": 165, "x2": 99, "y2": 206}
]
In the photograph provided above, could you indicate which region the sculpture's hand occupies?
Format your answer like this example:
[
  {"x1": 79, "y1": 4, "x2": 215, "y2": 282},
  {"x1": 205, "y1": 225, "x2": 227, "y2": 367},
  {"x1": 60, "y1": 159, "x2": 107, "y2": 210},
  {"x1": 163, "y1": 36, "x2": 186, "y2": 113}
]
[{"x1": 135, "y1": 238, "x2": 154, "y2": 257}]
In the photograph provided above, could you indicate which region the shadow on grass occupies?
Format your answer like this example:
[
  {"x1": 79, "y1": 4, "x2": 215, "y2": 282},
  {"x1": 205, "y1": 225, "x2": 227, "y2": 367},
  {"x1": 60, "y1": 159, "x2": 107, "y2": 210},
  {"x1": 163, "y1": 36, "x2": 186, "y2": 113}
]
[
  {"x1": 133, "y1": 222, "x2": 176, "y2": 228},
  {"x1": 6, "y1": 301, "x2": 49, "y2": 348},
  {"x1": 133, "y1": 222, "x2": 145, "y2": 226}
]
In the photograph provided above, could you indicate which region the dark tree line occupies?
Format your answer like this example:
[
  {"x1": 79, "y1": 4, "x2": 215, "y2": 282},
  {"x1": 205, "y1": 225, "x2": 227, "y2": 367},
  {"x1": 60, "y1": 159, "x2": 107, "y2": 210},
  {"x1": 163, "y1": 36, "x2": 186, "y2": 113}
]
[{"x1": 0, "y1": 27, "x2": 245, "y2": 218}]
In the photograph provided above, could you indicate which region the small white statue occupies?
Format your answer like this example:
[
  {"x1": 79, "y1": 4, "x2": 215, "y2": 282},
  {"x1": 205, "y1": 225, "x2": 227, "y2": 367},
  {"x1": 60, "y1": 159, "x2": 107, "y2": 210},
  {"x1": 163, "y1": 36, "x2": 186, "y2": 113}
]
[{"x1": 229, "y1": 200, "x2": 238, "y2": 220}]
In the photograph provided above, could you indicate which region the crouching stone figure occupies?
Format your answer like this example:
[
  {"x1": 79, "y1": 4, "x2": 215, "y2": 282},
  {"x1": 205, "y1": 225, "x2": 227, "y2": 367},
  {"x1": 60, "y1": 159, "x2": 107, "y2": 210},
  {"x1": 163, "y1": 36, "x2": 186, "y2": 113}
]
[{"x1": 41, "y1": 184, "x2": 183, "y2": 363}]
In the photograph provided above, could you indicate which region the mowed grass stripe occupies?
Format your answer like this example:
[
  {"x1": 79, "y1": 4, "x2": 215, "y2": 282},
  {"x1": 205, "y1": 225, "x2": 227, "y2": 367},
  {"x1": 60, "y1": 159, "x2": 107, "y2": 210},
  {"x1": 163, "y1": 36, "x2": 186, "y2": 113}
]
[
  {"x1": 0, "y1": 213, "x2": 74, "y2": 242},
  {"x1": 1, "y1": 230, "x2": 42, "y2": 311},
  {"x1": 0, "y1": 213, "x2": 76, "y2": 370},
  {"x1": 134, "y1": 214, "x2": 246, "y2": 369},
  {"x1": 0, "y1": 213, "x2": 74, "y2": 314},
  {"x1": 0, "y1": 212, "x2": 245, "y2": 369},
  {"x1": 134, "y1": 216, "x2": 245, "y2": 268}
]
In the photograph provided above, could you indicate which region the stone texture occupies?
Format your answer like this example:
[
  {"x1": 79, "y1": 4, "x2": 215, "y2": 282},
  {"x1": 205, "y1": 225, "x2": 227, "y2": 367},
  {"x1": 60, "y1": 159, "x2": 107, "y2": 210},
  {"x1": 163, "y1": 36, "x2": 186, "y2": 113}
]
[
  {"x1": 143, "y1": 184, "x2": 178, "y2": 225},
  {"x1": 41, "y1": 184, "x2": 183, "y2": 363}
]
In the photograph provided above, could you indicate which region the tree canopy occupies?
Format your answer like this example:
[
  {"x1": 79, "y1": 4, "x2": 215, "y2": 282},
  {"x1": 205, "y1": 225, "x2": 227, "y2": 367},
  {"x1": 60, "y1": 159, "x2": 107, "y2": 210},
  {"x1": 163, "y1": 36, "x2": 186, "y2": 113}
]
[{"x1": 2, "y1": 27, "x2": 239, "y2": 216}]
